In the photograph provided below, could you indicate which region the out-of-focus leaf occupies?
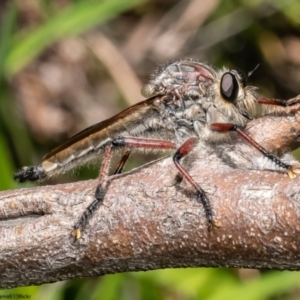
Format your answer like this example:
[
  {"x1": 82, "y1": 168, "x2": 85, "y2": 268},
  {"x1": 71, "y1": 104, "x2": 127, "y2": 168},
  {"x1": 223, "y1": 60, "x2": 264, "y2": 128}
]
[
  {"x1": 208, "y1": 271, "x2": 300, "y2": 300},
  {"x1": 282, "y1": 1, "x2": 300, "y2": 25},
  {"x1": 33, "y1": 282, "x2": 65, "y2": 300},
  {"x1": 132, "y1": 268, "x2": 239, "y2": 299},
  {"x1": 138, "y1": 275, "x2": 164, "y2": 300},
  {"x1": 0, "y1": 3, "x2": 34, "y2": 167},
  {"x1": 5, "y1": 0, "x2": 146, "y2": 77},
  {"x1": 0, "y1": 2, "x2": 17, "y2": 82},
  {"x1": 0, "y1": 130, "x2": 14, "y2": 189},
  {"x1": 0, "y1": 286, "x2": 40, "y2": 299},
  {"x1": 90, "y1": 274, "x2": 124, "y2": 300}
]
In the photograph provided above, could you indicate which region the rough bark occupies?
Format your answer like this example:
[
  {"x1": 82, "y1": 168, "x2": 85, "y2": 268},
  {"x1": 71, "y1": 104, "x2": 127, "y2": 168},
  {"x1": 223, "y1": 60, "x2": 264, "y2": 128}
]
[{"x1": 1, "y1": 96, "x2": 300, "y2": 289}]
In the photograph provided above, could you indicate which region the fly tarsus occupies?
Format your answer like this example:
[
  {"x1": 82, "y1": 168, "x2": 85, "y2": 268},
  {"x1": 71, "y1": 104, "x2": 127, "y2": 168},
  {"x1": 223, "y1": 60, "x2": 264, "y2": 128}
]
[
  {"x1": 14, "y1": 165, "x2": 46, "y2": 183},
  {"x1": 72, "y1": 184, "x2": 106, "y2": 240},
  {"x1": 211, "y1": 123, "x2": 300, "y2": 178},
  {"x1": 173, "y1": 137, "x2": 221, "y2": 228},
  {"x1": 287, "y1": 165, "x2": 300, "y2": 179},
  {"x1": 72, "y1": 143, "x2": 113, "y2": 240},
  {"x1": 195, "y1": 189, "x2": 221, "y2": 229}
]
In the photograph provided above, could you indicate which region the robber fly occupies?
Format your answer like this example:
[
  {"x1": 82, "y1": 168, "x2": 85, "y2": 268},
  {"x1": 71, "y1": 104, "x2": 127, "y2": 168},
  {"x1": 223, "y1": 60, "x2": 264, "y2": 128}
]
[{"x1": 14, "y1": 59, "x2": 300, "y2": 239}]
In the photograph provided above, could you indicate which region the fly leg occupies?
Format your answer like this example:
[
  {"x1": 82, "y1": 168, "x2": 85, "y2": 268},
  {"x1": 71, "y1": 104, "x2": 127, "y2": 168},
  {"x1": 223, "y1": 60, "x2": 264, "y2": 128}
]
[
  {"x1": 257, "y1": 97, "x2": 300, "y2": 107},
  {"x1": 173, "y1": 137, "x2": 221, "y2": 228},
  {"x1": 72, "y1": 144, "x2": 113, "y2": 240},
  {"x1": 113, "y1": 150, "x2": 131, "y2": 175},
  {"x1": 73, "y1": 147, "x2": 131, "y2": 239},
  {"x1": 211, "y1": 123, "x2": 300, "y2": 178},
  {"x1": 72, "y1": 137, "x2": 175, "y2": 239}
]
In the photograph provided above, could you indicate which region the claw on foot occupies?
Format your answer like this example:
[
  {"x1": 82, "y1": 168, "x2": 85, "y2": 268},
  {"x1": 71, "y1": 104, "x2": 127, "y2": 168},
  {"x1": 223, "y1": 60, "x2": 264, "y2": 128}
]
[
  {"x1": 288, "y1": 165, "x2": 300, "y2": 179},
  {"x1": 212, "y1": 219, "x2": 222, "y2": 228},
  {"x1": 208, "y1": 218, "x2": 222, "y2": 230},
  {"x1": 71, "y1": 228, "x2": 81, "y2": 240}
]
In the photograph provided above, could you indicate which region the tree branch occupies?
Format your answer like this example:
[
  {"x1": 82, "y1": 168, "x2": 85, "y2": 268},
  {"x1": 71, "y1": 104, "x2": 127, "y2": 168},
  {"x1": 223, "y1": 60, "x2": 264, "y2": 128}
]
[{"x1": 1, "y1": 96, "x2": 300, "y2": 289}]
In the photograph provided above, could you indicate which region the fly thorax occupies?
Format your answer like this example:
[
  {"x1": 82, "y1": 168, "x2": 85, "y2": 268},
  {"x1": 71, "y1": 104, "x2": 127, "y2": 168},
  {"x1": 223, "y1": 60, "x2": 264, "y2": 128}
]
[{"x1": 143, "y1": 59, "x2": 216, "y2": 99}]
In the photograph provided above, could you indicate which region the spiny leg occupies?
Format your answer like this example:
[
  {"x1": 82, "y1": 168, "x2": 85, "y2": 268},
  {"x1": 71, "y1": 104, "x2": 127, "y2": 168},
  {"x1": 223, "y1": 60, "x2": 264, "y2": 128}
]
[
  {"x1": 113, "y1": 150, "x2": 131, "y2": 175},
  {"x1": 117, "y1": 137, "x2": 222, "y2": 228},
  {"x1": 73, "y1": 137, "x2": 176, "y2": 239},
  {"x1": 72, "y1": 144, "x2": 113, "y2": 239},
  {"x1": 256, "y1": 97, "x2": 300, "y2": 107},
  {"x1": 173, "y1": 137, "x2": 221, "y2": 228},
  {"x1": 15, "y1": 150, "x2": 131, "y2": 239},
  {"x1": 210, "y1": 123, "x2": 300, "y2": 178}
]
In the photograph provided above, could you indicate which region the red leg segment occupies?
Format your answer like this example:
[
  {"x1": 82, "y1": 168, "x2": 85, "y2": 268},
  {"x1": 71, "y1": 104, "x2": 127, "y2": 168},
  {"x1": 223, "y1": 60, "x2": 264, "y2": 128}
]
[
  {"x1": 73, "y1": 136, "x2": 176, "y2": 239},
  {"x1": 256, "y1": 97, "x2": 300, "y2": 107},
  {"x1": 210, "y1": 123, "x2": 300, "y2": 178},
  {"x1": 73, "y1": 135, "x2": 223, "y2": 238},
  {"x1": 173, "y1": 137, "x2": 221, "y2": 228}
]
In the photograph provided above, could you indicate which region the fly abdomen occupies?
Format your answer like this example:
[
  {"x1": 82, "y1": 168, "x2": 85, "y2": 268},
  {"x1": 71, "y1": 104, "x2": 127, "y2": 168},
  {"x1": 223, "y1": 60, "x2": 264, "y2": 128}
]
[
  {"x1": 14, "y1": 136, "x2": 113, "y2": 182},
  {"x1": 14, "y1": 165, "x2": 46, "y2": 183},
  {"x1": 41, "y1": 136, "x2": 113, "y2": 178}
]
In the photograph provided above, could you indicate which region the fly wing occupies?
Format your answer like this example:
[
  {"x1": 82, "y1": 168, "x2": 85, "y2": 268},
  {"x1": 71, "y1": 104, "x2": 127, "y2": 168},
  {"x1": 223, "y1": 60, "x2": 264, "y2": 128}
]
[
  {"x1": 44, "y1": 94, "x2": 161, "y2": 160},
  {"x1": 41, "y1": 94, "x2": 164, "y2": 176}
]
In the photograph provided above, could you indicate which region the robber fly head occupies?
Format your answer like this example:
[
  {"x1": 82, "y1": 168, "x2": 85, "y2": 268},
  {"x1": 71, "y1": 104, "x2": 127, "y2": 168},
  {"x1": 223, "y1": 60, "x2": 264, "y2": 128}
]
[
  {"x1": 210, "y1": 65, "x2": 259, "y2": 125},
  {"x1": 142, "y1": 60, "x2": 258, "y2": 126},
  {"x1": 219, "y1": 65, "x2": 260, "y2": 104}
]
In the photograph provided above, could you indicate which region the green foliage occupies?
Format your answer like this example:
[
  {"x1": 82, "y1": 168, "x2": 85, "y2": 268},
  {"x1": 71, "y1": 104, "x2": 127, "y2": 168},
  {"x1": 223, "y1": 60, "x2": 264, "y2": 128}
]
[
  {"x1": 0, "y1": 129, "x2": 15, "y2": 189},
  {"x1": 2, "y1": 269, "x2": 300, "y2": 300},
  {"x1": 5, "y1": 0, "x2": 145, "y2": 77},
  {"x1": 0, "y1": 0, "x2": 146, "y2": 178}
]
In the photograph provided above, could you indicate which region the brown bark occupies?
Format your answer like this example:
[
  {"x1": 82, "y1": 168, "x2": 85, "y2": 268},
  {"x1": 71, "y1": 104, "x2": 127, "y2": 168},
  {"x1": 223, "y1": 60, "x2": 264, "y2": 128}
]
[{"x1": 1, "y1": 96, "x2": 300, "y2": 289}]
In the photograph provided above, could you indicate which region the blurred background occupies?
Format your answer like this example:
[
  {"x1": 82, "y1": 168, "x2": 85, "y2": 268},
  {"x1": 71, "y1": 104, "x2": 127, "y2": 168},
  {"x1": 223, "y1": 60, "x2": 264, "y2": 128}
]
[{"x1": 1, "y1": 0, "x2": 300, "y2": 299}]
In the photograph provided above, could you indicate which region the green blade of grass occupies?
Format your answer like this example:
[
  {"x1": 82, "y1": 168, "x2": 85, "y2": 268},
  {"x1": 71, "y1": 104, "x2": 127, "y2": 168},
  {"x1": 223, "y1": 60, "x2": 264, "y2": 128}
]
[
  {"x1": 0, "y1": 130, "x2": 15, "y2": 189},
  {"x1": 0, "y1": 2, "x2": 17, "y2": 82},
  {"x1": 5, "y1": 0, "x2": 146, "y2": 77}
]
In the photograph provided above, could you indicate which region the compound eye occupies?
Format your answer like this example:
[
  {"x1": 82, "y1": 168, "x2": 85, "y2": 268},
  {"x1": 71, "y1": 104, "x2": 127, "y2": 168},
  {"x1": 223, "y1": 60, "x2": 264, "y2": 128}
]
[{"x1": 220, "y1": 72, "x2": 239, "y2": 102}]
